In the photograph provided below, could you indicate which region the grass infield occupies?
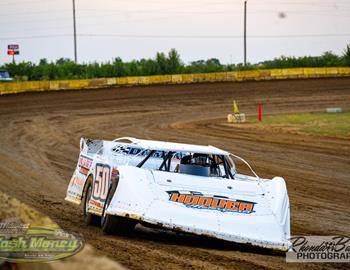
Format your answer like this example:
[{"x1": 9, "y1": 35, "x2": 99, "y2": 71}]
[{"x1": 251, "y1": 112, "x2": 350, "y2": 138}]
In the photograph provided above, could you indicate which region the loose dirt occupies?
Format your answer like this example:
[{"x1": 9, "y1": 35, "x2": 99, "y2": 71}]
[{"x1": 0, "y1": 78, "x2": 349, "y2": 269}]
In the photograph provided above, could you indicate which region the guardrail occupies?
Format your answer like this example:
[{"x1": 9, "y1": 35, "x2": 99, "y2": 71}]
[{"x1": 1, "y1": 67, "x2": 350, "y2": 95}]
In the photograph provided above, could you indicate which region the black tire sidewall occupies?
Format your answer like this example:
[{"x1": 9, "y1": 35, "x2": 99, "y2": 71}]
[
  {"x1": 83, "y1": 176, "x2": 100, "y2": 225},
  {"x1": 101, "y1": 181, "x2": 117, "y2": 229}
]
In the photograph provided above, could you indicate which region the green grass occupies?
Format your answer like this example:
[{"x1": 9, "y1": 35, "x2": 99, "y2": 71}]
[{"x1": 250, "y1": 112, "x2": 350, "y2": 137}]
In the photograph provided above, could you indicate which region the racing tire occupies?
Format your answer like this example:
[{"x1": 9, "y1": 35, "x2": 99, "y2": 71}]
[
  {"x1": 82, "y1": 177, "x2": 100, "y2": 226},
  {"x1": 101, "y1": 180, "x2": 136, "y2": 235}
]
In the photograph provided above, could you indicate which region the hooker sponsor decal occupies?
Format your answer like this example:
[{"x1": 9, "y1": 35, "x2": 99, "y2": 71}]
[
  {"x1": 167, "y1": 191, "x2": 256, "y2": 214},
  {"x1": 78, "y1": 155, "x2": 92, "y2": 175}
]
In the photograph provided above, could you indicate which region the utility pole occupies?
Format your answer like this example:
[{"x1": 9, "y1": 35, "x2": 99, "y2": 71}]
[
  {"x1": 244, "y1": 0, "x2": 247, "y2": 66},
  {"x1": 72, "y1": 0, "x2": 78, "y2": 63}
]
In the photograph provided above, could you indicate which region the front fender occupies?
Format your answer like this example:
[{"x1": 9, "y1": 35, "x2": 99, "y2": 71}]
[{"x1": 263, "y1": 177, "x2": 291, "y2": 240}]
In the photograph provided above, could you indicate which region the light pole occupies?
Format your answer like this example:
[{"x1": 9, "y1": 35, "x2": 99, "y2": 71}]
[
  {"x1": 244, "y1": 0, "x2": 247, "y2": 66},
  {"x1": 72, "y1": 0, "x2": 78, "y2": 63}
]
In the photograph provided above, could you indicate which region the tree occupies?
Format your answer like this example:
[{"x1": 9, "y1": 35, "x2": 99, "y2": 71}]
[
  {"x1": 113, "y1": 57, "x2": 125, "y2": 77},
  {"x1": 140, "y1": 59, "x2": 158, "y2": 75},
  {"x1": 39, "y1": 58, "x2": 48, "y2": 65},
  {"x1": 155, "y1": 52, "x2": 167, "y2": 74},
  {"x1": 343, "y1": 44, "x2": 350, "y2": 66},
  {"x1": 205, "y1": 58, "x2": 222, "y2": 72},
  {"x1": 206, "y1": 58, "x2": 221, "y2": 66},
  {"x1": 56, "y1": 58, "x2": 73, "y2": 65},
  {"x1": 321, "y1": 51, "x2": 340, "y2": 67},
  {"x1": 167, "y1": 48, "x2": 182, "y2": 74}
]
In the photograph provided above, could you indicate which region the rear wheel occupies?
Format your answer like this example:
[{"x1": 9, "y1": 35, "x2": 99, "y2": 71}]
[
  {"x1": 101, "y1": 180, "x2": 136, "y2": 235},
  {"x1": 82, "y1": 177, "x2": 100, "y2": 226}
]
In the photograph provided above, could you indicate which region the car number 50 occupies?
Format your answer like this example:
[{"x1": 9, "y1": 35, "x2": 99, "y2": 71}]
[{"x1": 93, "y1": 164, "x2": 110, "y2": 201}]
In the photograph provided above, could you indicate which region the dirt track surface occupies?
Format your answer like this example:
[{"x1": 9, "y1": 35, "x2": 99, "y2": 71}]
[{"x1": 0, "y1": 78, "x2": 349, "y2": 269}]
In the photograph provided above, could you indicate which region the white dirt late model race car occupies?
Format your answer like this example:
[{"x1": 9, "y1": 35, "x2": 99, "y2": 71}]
[{"x1": 65, "y1": 137, "x2": 291, "y2": 250}]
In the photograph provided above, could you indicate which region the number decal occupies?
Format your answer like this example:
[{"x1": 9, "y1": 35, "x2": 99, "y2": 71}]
[{"x1": 93, "y1": 164, "x2": 110, "y2": 201}]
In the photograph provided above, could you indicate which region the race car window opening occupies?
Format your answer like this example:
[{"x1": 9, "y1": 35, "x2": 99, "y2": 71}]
[
  {"x1": 178, "y1": 153, "x2": 233, "y2": 178},
  {"x1": 141, "y1": 152, "x2": 234, "y2": 179},
  {"x1": 135, "y1": 150, "x2": 235, "y2": 179}
]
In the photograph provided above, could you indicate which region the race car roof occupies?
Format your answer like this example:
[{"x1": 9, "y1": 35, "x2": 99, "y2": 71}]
[{"x1": 113, "y1": 137, "x2": 229, "y2": 155}]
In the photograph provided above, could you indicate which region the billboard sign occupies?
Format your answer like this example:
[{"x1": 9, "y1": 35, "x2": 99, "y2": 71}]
[
  {"x1": 8, "y1": 44, "x2": 19, "y2": 50},
  {"x1": 8, "y1": 44, "x2": 20, "y2": 58},
  {"x1": 8, "y1": 50, "x2": 20, "y2": 56}
]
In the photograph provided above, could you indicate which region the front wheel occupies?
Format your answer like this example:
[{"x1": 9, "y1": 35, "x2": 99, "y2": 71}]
[{"x1": 101, "y1": 180, "x2": 136, "y2": 235}]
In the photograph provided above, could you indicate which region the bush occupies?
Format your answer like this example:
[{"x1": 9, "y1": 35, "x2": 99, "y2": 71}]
[{"x1": 0, "y1": 45, "x2": 349, "y2": 81}]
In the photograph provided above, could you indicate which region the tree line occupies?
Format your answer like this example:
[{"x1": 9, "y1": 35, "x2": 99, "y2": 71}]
[{"x1": 1, "y1": 45, "x2": 349, "y2": 81}]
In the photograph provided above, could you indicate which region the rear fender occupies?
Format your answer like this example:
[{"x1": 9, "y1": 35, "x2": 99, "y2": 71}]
[{"x1": 65, "y1": 138, "x2": 99, "y2": 204}]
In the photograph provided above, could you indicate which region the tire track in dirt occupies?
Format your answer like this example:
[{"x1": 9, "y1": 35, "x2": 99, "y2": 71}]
[{"x1": 0, "y1": 78, "x2": 349, "y2": 269}]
